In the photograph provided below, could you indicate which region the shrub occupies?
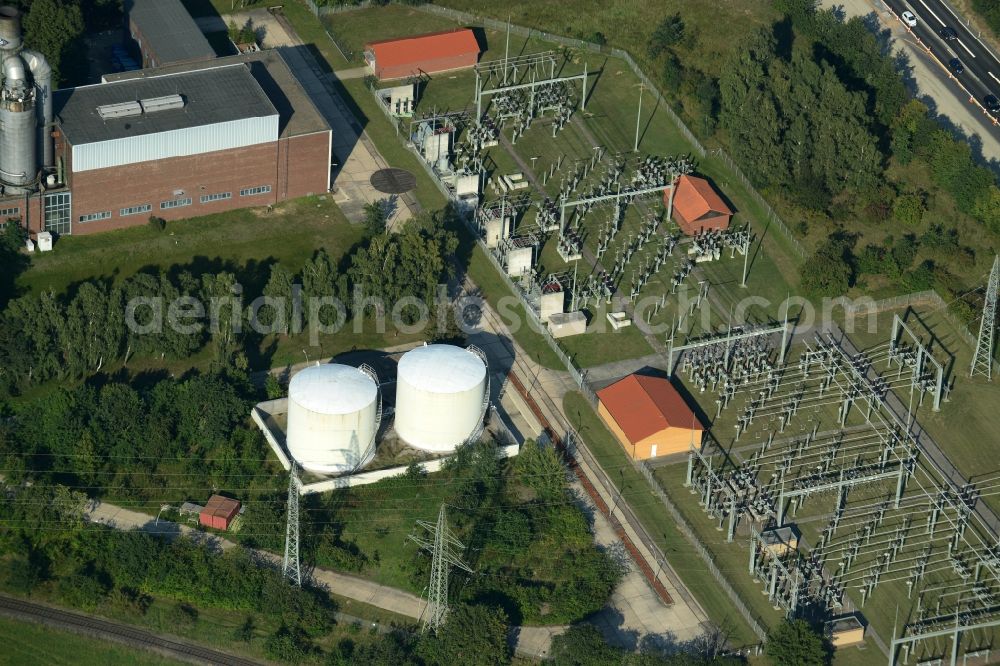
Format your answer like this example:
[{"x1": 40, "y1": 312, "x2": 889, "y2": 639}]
[
  {"x1": 892, "y1": 193, "x2": 924, "y2": 226},
  {"x1": 57, "y1": 572, "x2": 109, "y2": 610},
  {"x1": 765, "y1": 618, "x2": 831, "y2": 665},
  {"x1": 265, "y1": 624, "x2": 314, "y2": 664}
]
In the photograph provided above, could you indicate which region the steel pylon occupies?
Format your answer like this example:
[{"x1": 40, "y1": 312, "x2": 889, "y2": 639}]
[{"x1": 970, "y1": 255, "x2": 999, "y2": 381}]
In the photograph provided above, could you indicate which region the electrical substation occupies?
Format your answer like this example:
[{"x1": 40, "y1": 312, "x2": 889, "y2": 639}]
[
  {"x1": 360, "y1": 20, "x2": 1000, "y2": 654},
  {"x1": 670, "y1": 313, "x2": 1000, "y2": 664}
]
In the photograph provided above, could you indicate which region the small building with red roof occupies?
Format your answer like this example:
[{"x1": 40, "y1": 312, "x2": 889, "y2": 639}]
[
  {"x1": 596, "y1": 374, "x2": 703, "y2": 460},
  {"x1": 664, "y1": 174, "x2": 733, "y2": 236},
  {"x1": 199, "y1": 495, "x2": 241, "y2": 531},
  {"x1": 364, "y1": 28, "x2": 481, "y2": 81}
]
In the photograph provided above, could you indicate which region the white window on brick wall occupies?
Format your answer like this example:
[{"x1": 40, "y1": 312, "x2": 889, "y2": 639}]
[
  {"x1": 120, "y1": 204, "x2": 152, "y2": 217},
  {"x1": 79, "y1": 211, "x2": 112, "y2": 223},
  {"x1": 200, "y1": 192, "x2": 232, "y2": 204},
  {"x1": 160, "y1": 197, "x2": 192, "y2": 210},
  {"x1": 0, "y1": 206, "x2": 20, "y2": 217},
  {"x1": 239, "y1": 185, "x2": 272, "y2": 197}
]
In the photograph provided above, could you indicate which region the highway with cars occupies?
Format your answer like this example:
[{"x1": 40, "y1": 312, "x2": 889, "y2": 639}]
[{"x1": 883, "y1": 0, "x2": 1000, "y2": 129}]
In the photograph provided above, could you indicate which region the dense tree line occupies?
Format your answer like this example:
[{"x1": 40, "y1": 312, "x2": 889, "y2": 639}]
[
  {"x1": 548, "y1": 623, "x2": 744, "y2": 666},
  {"x1": 0, "y1": 223, "x2": 28, "y2": 308},
  {"x1": 0, "y1": 216, "x2": 458, "y2": 396},
  {"x1": 764, "y1": 618, "x2": 831, "y2": 665},
  {"x1": 315, "y1": 604, "x2": 510, "y2": 666},
  {"x1": 718, "y1": 15, "x2": 887, "y2": 207},
  {"x1": 6, "y1": 0, "x2": 121, "y2": 85},
  {"x1": 449, "y1": 439, "x2": 625, "y2": 624},
  {"x1": 0, "y1": 484, "x2": 337, "y2": 630},
  {"x1": 0, "y1": 371, "x2": 266, "y2": 502}
]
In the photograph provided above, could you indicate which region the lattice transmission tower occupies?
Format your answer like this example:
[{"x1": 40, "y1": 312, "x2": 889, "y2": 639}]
[
  {"x1": 282, "y1": 464, "x2": 302, "y2": 586},
  {"x1": 970, "y1": 255, "x2": 999, "y2": 381},
  {"x1": 408, "y1": 505, "x2": 472, "y2": 633}
]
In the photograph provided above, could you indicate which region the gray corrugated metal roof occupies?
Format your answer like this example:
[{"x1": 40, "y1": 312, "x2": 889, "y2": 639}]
[
  {"x1": 102, "y1": 49, "x2": 331, "y2": 138},
  {"x1": 55, "y1": 65, "x2": 279, "y2": 146},
  {"x1": 126, "y1": 0, "x2": 216, "y2": 65}
]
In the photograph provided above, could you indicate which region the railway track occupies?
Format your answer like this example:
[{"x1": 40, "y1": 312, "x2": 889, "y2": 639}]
[{"x1": 0, "y1": 594, "x2": 263, "y2": 666}]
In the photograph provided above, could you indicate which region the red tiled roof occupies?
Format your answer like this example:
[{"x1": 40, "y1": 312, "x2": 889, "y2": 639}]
[
  {"x1": 201, "y1": 494, "x2": 240, "y2": 521},
  {"x1": 366, "y1": 29, "x2": 480, "y2": 69},
  {"x1": 670, "y1": 174, "x2": 732, "y2": 224},
  {"x1": 597, "y1": 374, "x2": 702, "y2": 444}
]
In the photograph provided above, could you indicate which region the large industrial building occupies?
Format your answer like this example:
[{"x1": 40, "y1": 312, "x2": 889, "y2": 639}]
[{"x1": 0, "y1": 6, "x2": 332, "y2": 237}]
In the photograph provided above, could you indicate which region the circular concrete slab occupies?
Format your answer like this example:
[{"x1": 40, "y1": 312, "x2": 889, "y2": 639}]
[{"x1": 370, "y1": 168, "x2": 417, "y2": 195}]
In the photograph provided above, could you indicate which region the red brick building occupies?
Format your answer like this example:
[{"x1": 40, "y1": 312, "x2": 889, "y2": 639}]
[
  {"x1": 664, "y1": 174, "x2": 734, "y2": 236},
  {"x1": 364, "y1": 29, "x2": 481, "y2": 80},
  {"x1": 12, "y1": 50, "x2": 332, "y2": 236}
]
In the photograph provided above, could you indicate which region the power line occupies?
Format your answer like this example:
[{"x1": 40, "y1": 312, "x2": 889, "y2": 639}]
[
  {"x1": 407, "y1": 504, "x2": 471, "y2": 633},
  {"x1": 970, "y1": 254, "x2": 998, "y2": 380},
  {"x1": 282, "y1": 464, "x2": 301, "y2": 587}
]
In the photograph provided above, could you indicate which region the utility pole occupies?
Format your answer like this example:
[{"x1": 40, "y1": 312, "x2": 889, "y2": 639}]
[
  {"x1": 503, "y1": 16, "x2": 511, "y2": 86},
  {"x1": 634, "y1": 82, "x2": 644, "y2": 152},
  {"x1": 970, "y1": 254, "x2": 998, "y2": 380},
  {"x1": 408, "y1": 505, "x2": 473, "y2": 633},
  {"x1": 282, "y1": 464, "x2": 302, "y2": 586}
]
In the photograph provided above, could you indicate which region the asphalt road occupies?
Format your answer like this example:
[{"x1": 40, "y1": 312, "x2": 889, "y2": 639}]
[{"x1": 884, "y1": 0, "x2": 1000, "y2": 129}]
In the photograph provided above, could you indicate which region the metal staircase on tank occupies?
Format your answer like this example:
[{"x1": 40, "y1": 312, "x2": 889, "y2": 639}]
[
  {"x1": 358, "y1": 363, "x2": 383, "y2": 464},
  {"x1": 465, "y1": 345, "x2": 491, "y2": 444}
]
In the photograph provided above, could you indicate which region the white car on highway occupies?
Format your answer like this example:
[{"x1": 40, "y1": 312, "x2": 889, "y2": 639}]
[{"x1": 901, "y1": 10, "x2": 918, "y2": 27}]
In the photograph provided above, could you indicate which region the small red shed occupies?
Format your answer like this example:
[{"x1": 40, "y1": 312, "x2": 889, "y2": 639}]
[
  {"x1": 364, "y1": 28, "x2": 481, "y2": 80},
  {"x1": 664, "y1": 174, "x2": 734, "y2": 236},
  {"x1": 199, "y1": 495, "x2": 241, "y2": 530}
]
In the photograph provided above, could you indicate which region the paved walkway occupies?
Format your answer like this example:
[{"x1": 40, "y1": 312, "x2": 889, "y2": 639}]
[
  {"x1": 195, "y1": 7, "x2": 416, "y2": 226},
  {"x1": 333, "y1": 66, "x2": 371, "y2": 80},
  {"x1": 195, "y1": 9, "x2": 299, "y2": 49},
  {"x1": 87, "y1": 285, "x2": 709, "y2": 657},
  {"x1": 274, "y1": 34, "x2": 417, "y2": 227}
]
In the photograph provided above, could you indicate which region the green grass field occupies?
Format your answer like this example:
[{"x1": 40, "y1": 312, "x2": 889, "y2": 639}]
[
  {"x1": 0, "y1": 615, "x2": 183, "y2": 666},
  {"x1": 20, "y1": 196, "x2": 363, "y2": 297}
]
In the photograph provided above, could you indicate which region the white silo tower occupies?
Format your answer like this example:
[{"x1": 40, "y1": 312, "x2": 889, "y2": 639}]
[
  {"x1": 395, "y1": 344, "x2": 489, "y2": 452},
  {"x1": 285, "y1": 363, "x2": 381, "y2": 474}
]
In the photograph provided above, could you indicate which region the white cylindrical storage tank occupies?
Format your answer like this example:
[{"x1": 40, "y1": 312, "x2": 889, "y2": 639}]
[
  {"x1": 395, "y1": 344, "x2": 487, "y2": 452},
  {"x1": 286, "y1": 364, "x2": 378, "y2": 474}
]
